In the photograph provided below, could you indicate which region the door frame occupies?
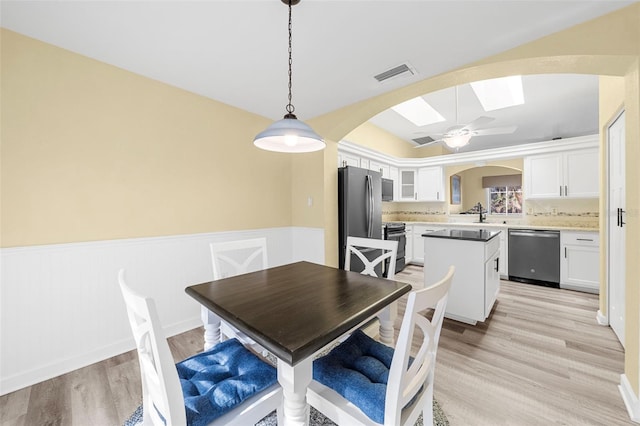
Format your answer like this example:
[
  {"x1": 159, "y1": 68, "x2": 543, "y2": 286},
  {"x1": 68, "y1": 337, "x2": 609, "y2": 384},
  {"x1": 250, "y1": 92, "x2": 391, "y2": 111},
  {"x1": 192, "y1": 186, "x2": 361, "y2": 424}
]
[{"x1": 602, "y1": 108, "x2": 625, "y2": 346}]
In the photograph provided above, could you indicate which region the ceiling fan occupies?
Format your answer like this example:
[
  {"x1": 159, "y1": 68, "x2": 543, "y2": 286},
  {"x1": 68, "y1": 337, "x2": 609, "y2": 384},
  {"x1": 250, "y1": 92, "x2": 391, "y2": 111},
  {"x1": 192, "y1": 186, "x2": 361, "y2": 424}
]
[{"x1": 414, "y1": 85, "x2": 517, "y2": 150}]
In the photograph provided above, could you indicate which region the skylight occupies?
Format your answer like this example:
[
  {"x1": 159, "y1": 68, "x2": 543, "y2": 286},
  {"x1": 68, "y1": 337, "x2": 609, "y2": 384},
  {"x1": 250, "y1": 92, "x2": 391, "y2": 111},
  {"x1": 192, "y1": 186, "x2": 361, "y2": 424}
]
[
  {"x1": 391, "y1": 97, "x2": 445, "y2": 127},
  {"x1": 470, "y1": 75, "x2": 524, "y2": 112}
]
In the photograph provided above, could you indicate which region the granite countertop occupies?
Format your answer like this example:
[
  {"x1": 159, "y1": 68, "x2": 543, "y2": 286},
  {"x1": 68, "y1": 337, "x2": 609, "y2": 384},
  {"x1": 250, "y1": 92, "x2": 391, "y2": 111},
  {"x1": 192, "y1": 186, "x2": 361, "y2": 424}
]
[
  {"x1": 405, "y1": 221, "x2": 598, "y2": 232},
  {"x1": 422, "y1": 228, "x2": 501, "y2": 242}
]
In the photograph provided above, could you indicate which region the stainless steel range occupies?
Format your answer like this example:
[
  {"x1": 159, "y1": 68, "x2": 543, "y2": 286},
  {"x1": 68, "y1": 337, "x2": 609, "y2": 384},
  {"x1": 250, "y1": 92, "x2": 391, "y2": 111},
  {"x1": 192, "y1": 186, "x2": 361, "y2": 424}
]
[{"x1": 383, "y1": 222, "x2": 406, "y2": 276}]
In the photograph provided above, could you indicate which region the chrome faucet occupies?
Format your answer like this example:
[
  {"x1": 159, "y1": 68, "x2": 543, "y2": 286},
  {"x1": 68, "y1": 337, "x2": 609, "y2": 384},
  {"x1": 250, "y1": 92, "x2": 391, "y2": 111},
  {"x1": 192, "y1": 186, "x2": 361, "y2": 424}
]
[{"x1": 477, "y1": 202, "x2": 486, "y2": 223}]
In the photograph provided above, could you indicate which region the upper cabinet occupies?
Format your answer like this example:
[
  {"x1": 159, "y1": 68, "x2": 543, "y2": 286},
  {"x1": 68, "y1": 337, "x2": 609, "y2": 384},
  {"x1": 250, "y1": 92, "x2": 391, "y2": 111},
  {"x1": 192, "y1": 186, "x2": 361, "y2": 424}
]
[
  {"x1": 338, "y1": 151, "x2": 361, "y2": 168},
  {"x1": 399, "y1": 169, "x2": 417, "y2": 200},
  {"x1": 399, "y1": 167, "x2": 444, "y2": 201},
  {"x1": 369, "y1": 160, "x2": 390, "y2": 179},
  {"x1": 417, "y1": 166, "x2": 444, "y2": 201},
  {"x1": 524, "y1": 148, "x2": 598, "y2": 199}
]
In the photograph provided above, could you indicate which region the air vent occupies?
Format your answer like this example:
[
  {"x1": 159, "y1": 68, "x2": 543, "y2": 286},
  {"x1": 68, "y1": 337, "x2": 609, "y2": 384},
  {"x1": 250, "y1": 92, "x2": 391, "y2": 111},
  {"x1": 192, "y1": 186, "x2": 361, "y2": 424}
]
[
  {"x1": 412, "y1": 136, "x2": 437, "y2": 146},
  {"x1": 374, "y1": 62, "x2": 415, "y2": 83}
]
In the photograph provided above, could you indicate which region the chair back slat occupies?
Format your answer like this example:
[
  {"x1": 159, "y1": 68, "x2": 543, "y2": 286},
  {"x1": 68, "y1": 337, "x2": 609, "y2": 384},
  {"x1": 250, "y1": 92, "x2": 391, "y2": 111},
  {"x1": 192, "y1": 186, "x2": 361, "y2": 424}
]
[
  {"x1": 210, "y1": 238, "x2": 268, "y2": 279},
  {"x1": 118, "y1": 270, "x2": 187, "y2": 425},
  {"x1": 384, "y1": 265, "x2": 454, "y2": 425},
  {"x1": 345, "y1": 236, "x2": 398, "y2": 279}
]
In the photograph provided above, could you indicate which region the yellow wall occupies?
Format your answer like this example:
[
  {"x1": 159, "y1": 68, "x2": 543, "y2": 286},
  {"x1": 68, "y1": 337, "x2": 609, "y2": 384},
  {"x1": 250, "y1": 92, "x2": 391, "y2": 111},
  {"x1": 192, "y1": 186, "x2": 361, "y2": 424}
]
[
  {"x1": 455, "y1": 166, "x2": 522, "y2": 212},
  {"x1": 344, "y1": 122, "x2": 445, "y2": 158},
  {"x1": 624, "y1": 62, "x2": 640, "y2": 391},
  {"x1": 1, "y1": 29, "x2": 293, "y2": 247},
  {"x1": 446, "y1": 159, "x2": 523, "y2": 213}
]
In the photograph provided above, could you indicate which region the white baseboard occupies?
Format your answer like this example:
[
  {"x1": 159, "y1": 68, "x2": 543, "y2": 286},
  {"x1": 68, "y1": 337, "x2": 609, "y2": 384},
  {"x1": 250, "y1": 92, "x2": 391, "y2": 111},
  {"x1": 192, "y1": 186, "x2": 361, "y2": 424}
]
[
  {"x1": 0, "y1": 227, "x2": 323, "y2": 395},
  {"x1": 619, "y1": 374, "x2": 640, "y2": 423},
  {"x1": 596, "y1": 309, "x2": 609, "y2": 326}
]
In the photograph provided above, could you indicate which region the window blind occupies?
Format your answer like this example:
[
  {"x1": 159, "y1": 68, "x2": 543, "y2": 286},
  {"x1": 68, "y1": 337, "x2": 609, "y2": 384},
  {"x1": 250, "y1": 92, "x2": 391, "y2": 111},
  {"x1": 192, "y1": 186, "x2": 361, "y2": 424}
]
[{"x1": 482, "y1": 174, "x2": 522, "y2": 188}]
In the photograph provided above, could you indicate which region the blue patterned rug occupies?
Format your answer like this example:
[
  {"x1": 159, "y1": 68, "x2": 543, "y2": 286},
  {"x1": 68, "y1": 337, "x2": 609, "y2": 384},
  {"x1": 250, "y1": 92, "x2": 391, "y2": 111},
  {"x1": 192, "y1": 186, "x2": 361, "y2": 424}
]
[{"x1": 124, "y1": 402, "x2": 448, "y2": 426}]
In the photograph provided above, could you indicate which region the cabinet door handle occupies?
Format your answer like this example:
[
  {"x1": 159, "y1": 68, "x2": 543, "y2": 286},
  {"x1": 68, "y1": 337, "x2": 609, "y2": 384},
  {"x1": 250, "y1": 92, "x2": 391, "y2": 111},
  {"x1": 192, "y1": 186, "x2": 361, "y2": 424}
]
[
  {"x1": 621, "y1": 209, "x2": 626, "y2": 227},
  {"x1": 564, "y1": 247, "x2": 567, "y2": 258},
  {"x1": 495, "y1": 257, "x2": 499, "y2": 272},
  {"x1": 437, "y1": 191, "x2": 439, "y2": 200},
  {"x1": 617, "y1": 207, "x2": 621, "y2": 227},
  {"x1": 576, "y1": 238, "x2": 593, "y2": 242},
  {"x1": 565, "y1": 185, "x2": 568, "y2": 197},
  {"x1": 560, "y1": 186, "x2": 562, "y2": 196}
]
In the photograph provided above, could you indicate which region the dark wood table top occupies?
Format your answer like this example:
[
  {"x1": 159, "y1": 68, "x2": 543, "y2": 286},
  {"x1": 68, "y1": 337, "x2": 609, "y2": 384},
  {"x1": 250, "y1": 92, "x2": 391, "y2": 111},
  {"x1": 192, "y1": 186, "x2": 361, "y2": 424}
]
[{"x1": 185, "y1": 261, "x2": 412, "y2": 365}]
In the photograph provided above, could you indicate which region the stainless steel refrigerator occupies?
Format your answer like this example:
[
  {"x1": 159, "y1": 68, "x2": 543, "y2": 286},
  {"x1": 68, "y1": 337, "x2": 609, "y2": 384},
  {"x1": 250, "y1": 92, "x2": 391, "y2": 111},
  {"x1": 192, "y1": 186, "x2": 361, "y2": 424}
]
[{"x1": 338, "y1": 166, "x2": 382, "y2": 274}]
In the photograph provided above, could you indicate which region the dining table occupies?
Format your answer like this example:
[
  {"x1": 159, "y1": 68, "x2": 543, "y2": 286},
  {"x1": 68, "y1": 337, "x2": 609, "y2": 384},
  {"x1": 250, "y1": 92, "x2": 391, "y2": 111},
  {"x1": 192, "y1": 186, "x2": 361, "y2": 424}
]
[{"x1": 185, "y1": 260, "x2": 412, "y2": 426}]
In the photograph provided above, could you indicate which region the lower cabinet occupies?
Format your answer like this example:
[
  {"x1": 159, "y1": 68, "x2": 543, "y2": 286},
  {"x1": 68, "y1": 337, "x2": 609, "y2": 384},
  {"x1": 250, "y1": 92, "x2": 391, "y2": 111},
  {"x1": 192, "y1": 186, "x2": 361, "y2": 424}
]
[
  {"x1": 464, "y1": 225, "x2": 508, "y2": 278},
  {"x1": 423, "y1": 234, "x2": 500, "y2": 325},
  {"x1": 405, "y1": 225, "x2": 414, "y2": 263},
  {"x1": 560, "y1": 231, "x2": 600, "y2": 293},
  {"x1": 410, "y1": 224, "x2": 445, "y2": 265}
]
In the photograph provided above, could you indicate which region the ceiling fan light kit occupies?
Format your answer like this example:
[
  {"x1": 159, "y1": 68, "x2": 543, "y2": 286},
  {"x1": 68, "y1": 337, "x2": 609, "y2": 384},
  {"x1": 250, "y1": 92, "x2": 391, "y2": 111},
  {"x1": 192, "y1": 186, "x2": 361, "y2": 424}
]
[
  {"x1": 414, "y1": 83, "x2": 517, "y2": 151},
  {"x1": 253, "y1": 0, "x2": 325, "y2": 153}
]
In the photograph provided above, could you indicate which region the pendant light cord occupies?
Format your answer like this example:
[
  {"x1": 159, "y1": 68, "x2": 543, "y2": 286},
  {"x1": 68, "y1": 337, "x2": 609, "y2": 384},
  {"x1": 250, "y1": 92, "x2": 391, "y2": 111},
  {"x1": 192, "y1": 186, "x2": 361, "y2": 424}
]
[{"x1": 285, "y1": 0, "x2": 296, "y2": 118}]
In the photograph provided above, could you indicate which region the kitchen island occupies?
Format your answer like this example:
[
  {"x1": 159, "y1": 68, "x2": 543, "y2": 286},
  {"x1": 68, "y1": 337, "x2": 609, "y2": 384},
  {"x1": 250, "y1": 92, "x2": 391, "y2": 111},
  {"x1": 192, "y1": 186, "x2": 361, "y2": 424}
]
[{"x1": 423, "y1": 228, "x2": 501, "y2": 325}]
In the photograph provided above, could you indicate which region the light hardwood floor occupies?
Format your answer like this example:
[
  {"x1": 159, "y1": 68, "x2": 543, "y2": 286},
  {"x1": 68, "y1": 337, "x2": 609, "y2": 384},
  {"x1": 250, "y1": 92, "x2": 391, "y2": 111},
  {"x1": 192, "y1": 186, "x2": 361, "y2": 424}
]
[{"x1": 1, "y1": 265, "x2": 631, "y2": 425}]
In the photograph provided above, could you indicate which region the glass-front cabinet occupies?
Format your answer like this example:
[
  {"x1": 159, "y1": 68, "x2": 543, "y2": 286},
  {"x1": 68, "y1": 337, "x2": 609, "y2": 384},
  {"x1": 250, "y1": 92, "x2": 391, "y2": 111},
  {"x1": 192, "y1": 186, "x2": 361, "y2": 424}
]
[{"x1": 400, "y1": 169, "x2": 416, "y2": 200}]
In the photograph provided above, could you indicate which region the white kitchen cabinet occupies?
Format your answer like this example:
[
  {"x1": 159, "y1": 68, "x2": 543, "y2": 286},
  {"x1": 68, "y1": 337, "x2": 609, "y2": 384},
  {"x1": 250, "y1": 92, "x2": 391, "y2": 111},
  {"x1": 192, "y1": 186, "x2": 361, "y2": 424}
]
[
  {"x1": 389, "y1": 166, "x2": 399, "y2": 201},
  {"x1": 417, "y1": 166, "x2": 444, "y2": 201},
  {"x1": 466, "y1": 225, "x2": 508, "y2": 278},
  {"x1": 524, "y1": 148, "x2": 598, "y2": 199},
  {"x1": 484, "y1": 249, "x2": 501, "y2": 317},
  {"x1": 560, "y1": 231, "x2": 600, "y2": 293},
  {"x1": 369, "y1": 160, "x2": 390, "y2": 178},
  {"x1": 564, "y1": 149, "x2": 599, "y2": 197},
  {"x1": 338, "y1": 152, "x2": 361, "y2": 168},
  {"x1": 409, "y1": 224, "x2": 445, "y2": 265},
  {"x1": 423, "y1": 231, "x2": 501, "y2": 325},
  {"x1": 399, "y1": 167, "x2": 444, "y2": 202},
  {"x1": 399, "y1": 169, "x2": 417, "y2": 201},
  {"x1": 405, "y1": 224, "x2": 413, "y2": 263}
]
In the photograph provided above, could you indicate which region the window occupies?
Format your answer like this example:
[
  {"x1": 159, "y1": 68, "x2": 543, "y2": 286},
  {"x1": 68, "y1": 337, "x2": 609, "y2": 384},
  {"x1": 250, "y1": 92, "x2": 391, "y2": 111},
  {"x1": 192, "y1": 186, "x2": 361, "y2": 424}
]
[{"x1": 488, "y1": 186, "x2": 522, "y2": 215}]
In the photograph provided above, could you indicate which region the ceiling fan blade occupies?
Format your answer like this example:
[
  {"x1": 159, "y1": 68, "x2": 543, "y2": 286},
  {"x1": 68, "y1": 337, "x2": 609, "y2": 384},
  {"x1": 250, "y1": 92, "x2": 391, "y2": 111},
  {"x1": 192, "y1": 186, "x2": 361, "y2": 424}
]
[
  {"x1": 462, "y1": 116, "x2": 495, "y2": 131},
  {"x1": 473, "y1": 125, "x2": 518, "y2": 136}
]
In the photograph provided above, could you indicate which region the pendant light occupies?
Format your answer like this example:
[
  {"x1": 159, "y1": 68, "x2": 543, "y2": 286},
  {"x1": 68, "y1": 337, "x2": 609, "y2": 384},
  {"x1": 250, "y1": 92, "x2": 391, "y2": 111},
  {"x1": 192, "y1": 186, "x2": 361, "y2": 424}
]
[{"x1": 253, "y1": 0, "x2": 325, "y2": 153}]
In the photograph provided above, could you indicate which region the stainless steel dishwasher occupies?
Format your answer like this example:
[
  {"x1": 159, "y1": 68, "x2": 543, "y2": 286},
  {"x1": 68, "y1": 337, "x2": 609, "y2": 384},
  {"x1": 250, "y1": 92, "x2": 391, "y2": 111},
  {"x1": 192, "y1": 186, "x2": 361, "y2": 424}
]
[{"x1": 508, "y1": 229, "x2": 560, "y2": 287}]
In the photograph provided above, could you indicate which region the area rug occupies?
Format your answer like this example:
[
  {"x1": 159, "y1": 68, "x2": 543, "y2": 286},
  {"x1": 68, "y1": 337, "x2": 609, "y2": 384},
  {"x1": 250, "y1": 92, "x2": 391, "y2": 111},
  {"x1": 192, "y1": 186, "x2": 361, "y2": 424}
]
[{"x1": 124, "y1": 401, "x2": 448, "y2": 426}]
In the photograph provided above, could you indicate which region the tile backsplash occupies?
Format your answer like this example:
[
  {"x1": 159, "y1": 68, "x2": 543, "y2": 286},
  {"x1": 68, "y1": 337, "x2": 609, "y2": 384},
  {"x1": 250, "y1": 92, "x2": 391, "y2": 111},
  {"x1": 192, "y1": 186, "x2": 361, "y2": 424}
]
[{"x1": 382, "y1": 198, "x2": 599, "y2": 228}]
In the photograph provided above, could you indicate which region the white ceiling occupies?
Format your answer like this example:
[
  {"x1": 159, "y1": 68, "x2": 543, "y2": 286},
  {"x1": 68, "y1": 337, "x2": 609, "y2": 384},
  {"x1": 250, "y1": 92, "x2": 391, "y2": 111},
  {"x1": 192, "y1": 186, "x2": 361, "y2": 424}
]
[
  {"x1": 1, "y1": 1, "x2": 633, "y2": 152},
  {"x1": 369, "y1": 74, "x2": 600, "y2": 153}
]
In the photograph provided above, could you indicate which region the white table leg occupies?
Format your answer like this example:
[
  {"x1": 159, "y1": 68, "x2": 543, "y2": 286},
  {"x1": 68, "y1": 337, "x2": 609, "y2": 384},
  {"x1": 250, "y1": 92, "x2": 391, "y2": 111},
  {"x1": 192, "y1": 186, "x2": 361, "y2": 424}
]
[
  {"x1": 277, "y1": 358, "x2": 312, "y2": 426},
  {"x1": 200, "y1": 306, "x2": 221, "y2": 351},
  {"x1": 378, "y1": 301, "x2": 398, "y2": 345}
]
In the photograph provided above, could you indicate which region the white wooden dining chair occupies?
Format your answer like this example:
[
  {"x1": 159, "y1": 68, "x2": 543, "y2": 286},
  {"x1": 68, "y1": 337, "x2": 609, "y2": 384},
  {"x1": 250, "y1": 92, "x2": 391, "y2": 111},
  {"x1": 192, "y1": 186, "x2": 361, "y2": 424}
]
[
  {"x1": 345, "y1": 236, "x2": 399, "y2": 342},
  {"x1": 118, "y1": 270, "x2": 282, "y2": 426},
  {"x1": 345, "y1": 236, "x2": 398, "y2": 280},
  {"x1": 307, "y1": 265, "x2": 455, "y2": 426},
  {"x1": 208, "y1": 237, "x2": 268, "y2": 354}
]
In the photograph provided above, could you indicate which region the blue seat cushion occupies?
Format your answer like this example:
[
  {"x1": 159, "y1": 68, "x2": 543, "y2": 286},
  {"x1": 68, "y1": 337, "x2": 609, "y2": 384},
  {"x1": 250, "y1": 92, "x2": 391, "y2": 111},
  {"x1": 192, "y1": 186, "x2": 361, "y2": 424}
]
[
  {"x1": 313, "y1": 329, "x2": 394, "y2": 424},
  {"x1": 176, "y1": 338, "x2": 277, "y2": 426}
]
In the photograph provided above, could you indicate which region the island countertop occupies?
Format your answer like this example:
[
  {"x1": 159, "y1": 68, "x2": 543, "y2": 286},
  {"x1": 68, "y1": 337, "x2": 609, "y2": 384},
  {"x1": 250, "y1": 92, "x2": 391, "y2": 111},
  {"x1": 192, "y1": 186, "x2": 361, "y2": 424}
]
[{"x1": 422, "y1": 228, "x2": 501, "y2": 242}]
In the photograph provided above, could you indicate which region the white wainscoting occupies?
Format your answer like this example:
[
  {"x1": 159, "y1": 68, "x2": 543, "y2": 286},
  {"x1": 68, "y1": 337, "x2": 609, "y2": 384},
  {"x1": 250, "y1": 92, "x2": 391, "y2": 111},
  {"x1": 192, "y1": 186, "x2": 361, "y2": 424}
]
[{"x1": 0, "y1": 226, "x2": 324, "y2": 395}]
